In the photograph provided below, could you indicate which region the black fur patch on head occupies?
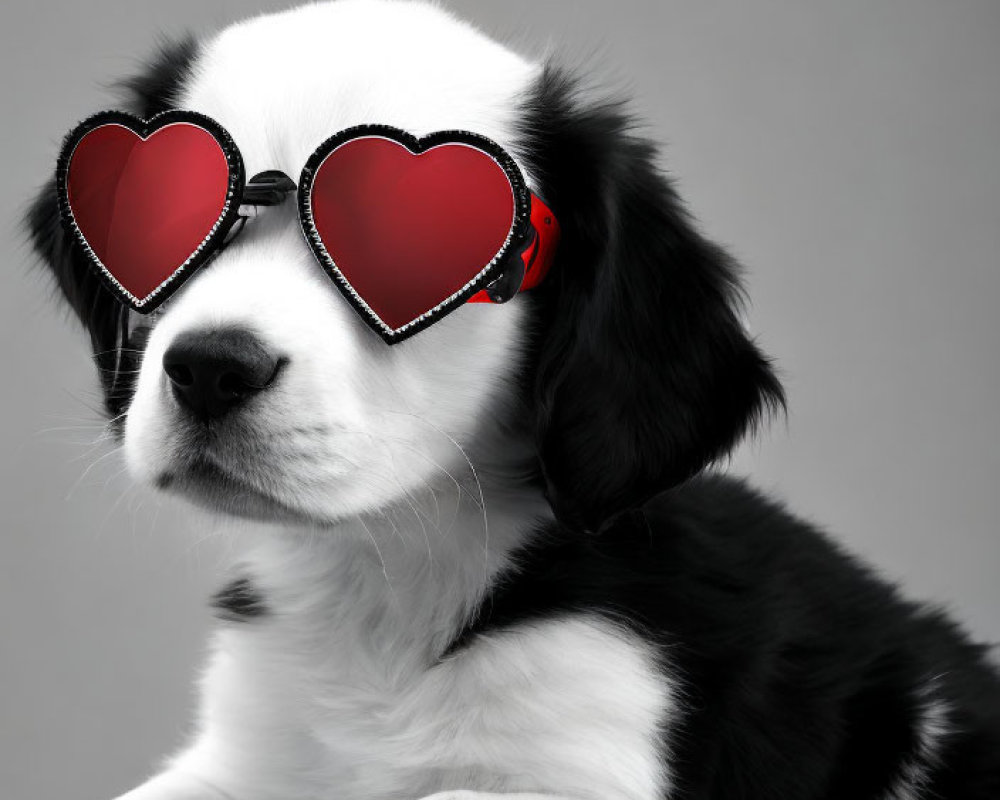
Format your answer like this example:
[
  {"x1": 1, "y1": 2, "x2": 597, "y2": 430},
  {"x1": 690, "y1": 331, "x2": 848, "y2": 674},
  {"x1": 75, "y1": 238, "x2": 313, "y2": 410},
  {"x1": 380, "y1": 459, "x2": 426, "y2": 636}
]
[
  {"x1": 24, "y1": 36, "x2": 199, "y2": 422},
  {"x1": 515, "y1": 66, "x2": 784, "y2": 533},
  {"x1": 211, "y1": 576, "x2": 268, "y2": 623},
  {"x1": 118, "y1": 36, "x2": 199, "y2": 119}
]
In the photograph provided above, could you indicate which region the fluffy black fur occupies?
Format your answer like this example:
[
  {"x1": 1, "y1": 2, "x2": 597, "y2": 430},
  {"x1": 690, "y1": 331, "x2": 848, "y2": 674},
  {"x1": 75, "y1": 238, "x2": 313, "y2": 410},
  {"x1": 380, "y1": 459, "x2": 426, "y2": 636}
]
[
  {"x1": 211, "y1": 576, "x2": 269, "y2": 623},
  {"x1": 456, "y1": 65, "x2": 1000, "y2": 798},
  {"x1": 454, "y1": 476, "x2": 1000, "y2": 798},
  {"x1": 26, "y1": 36, "x2": 1000, "y2": 800},
  {"x1": 517, "y1": 67, "x2": 783, "y2": 534}
]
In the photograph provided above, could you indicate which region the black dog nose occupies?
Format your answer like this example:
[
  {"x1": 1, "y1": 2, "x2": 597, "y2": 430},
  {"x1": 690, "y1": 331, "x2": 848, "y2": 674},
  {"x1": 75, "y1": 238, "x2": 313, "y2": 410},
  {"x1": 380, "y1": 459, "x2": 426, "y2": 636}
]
[{"x1": 163, "y1": 328, "x2": 283, "y2": 420}]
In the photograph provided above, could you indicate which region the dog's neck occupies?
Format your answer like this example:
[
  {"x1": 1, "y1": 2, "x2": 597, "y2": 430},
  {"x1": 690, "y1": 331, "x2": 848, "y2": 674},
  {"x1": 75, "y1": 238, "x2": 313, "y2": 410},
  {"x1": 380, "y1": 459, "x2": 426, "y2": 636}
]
[{"x1": 226, "y1": 443, "x2": 551, "y2": 678}]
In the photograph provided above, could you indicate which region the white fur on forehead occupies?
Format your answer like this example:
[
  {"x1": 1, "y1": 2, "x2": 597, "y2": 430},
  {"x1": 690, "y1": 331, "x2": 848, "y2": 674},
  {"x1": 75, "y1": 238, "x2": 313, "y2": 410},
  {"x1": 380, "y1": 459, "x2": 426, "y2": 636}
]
[{"x1": 180, "y1": 0, "x2": 539, "y2": 179}]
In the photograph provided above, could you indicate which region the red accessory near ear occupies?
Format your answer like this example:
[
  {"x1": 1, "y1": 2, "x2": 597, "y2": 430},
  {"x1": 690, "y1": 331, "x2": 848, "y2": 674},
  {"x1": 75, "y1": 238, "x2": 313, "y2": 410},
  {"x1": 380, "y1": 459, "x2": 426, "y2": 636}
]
[
  {"x1": 56, "y1": 111, "x2": 244, "y2": 312},
  {"x1": 466, "y1": 192, "x2": 559, "y2": 304}
]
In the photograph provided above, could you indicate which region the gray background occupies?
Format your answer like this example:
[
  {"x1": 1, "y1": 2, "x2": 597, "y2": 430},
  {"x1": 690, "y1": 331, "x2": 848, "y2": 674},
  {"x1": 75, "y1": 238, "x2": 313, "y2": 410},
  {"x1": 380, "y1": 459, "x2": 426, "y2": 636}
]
[{"x1": 1, "y1": 1, "x2": 998, "y2": 798}]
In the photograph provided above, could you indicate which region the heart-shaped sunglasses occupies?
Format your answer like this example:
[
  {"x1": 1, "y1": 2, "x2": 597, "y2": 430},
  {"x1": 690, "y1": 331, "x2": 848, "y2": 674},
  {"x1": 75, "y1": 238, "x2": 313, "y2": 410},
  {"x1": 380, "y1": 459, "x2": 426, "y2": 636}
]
[{"x1": 55, "y1": 110, "x2": 559, "y2": 343}]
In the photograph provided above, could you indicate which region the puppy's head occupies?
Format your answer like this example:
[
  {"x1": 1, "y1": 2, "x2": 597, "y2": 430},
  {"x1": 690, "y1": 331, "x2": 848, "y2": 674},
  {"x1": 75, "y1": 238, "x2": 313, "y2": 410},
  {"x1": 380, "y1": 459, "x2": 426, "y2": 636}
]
[{"x1": 28, "y1": 0, "x2": 781, "y2": 531}]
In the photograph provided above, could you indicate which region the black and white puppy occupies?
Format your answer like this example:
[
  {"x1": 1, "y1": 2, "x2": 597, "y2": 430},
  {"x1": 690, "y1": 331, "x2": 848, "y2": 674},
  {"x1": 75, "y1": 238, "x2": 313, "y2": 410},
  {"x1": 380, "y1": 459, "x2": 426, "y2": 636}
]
[{"x1": 26, "y1": 2, "x2": 1000, "y2": 799}]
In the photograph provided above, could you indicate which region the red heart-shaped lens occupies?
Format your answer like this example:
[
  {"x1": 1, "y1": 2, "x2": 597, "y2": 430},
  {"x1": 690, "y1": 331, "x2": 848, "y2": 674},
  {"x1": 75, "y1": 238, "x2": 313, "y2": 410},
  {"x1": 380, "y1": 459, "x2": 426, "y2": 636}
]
[
  {"x1": 59, "y1": 111, "x2": 242, "y2": 311},
  {"x1": 301, "y1": 128, "x2": 529, "y2": 341}
]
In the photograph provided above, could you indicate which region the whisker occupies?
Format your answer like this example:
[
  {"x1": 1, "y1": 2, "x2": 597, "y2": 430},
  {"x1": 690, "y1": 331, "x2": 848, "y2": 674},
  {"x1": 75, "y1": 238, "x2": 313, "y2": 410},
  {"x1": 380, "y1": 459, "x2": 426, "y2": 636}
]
[
  {"x1": 99, "y1": 479, "x2": 140, "y2": 532},
  {"x1": 91, "y1": 347, "x2": 148, "y2": 358},
  {"x1": 66, "y1": 444, "x2": 126, "y2": 500},
  {"x1": 34, "y1": 423, "x2": 109, "y2": 435},
  {"x1": 377, "y1": 410, "x2": 490, "y2": 574},
  {"x1": 358, "y1": 514, "x2": 397, "y2": 603},
  {"x1": 382, "y1": 444, "x2": 437, "y2": 565},
  {"x1": 335, "y1": 426, "x2": 470, "y2": 515}
]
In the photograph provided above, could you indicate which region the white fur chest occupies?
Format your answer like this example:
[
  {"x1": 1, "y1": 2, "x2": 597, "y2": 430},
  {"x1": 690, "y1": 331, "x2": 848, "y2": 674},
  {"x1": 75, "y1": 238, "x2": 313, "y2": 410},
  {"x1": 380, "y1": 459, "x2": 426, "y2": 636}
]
[{"x1": 164, "y1": 495, "x2": 674, "y2": 800}]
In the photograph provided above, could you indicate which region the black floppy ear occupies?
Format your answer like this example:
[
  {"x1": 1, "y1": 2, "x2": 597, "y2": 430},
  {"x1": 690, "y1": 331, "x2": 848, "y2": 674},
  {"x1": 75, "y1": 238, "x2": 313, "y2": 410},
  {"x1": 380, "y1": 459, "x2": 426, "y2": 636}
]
[
  {"x1": 520, "y1": 68, "x2": 784, "y2": 532},
  {"x1": 23, "y1": 36, "x2": 198, "y2": 421},
  {"x1": 25, "y1": 176, "x2": 131, "y2": 418}
]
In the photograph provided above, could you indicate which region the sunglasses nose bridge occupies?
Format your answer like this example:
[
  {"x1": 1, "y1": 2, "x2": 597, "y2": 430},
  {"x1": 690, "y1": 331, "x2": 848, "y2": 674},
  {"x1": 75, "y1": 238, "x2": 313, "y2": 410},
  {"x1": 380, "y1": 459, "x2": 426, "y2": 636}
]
[
  {"x1": 226, "y1": 170, "x2": 299, "y2": 249},
  {"x1": 242, "y1": 170, "x2": 297, "y2": 206}
]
